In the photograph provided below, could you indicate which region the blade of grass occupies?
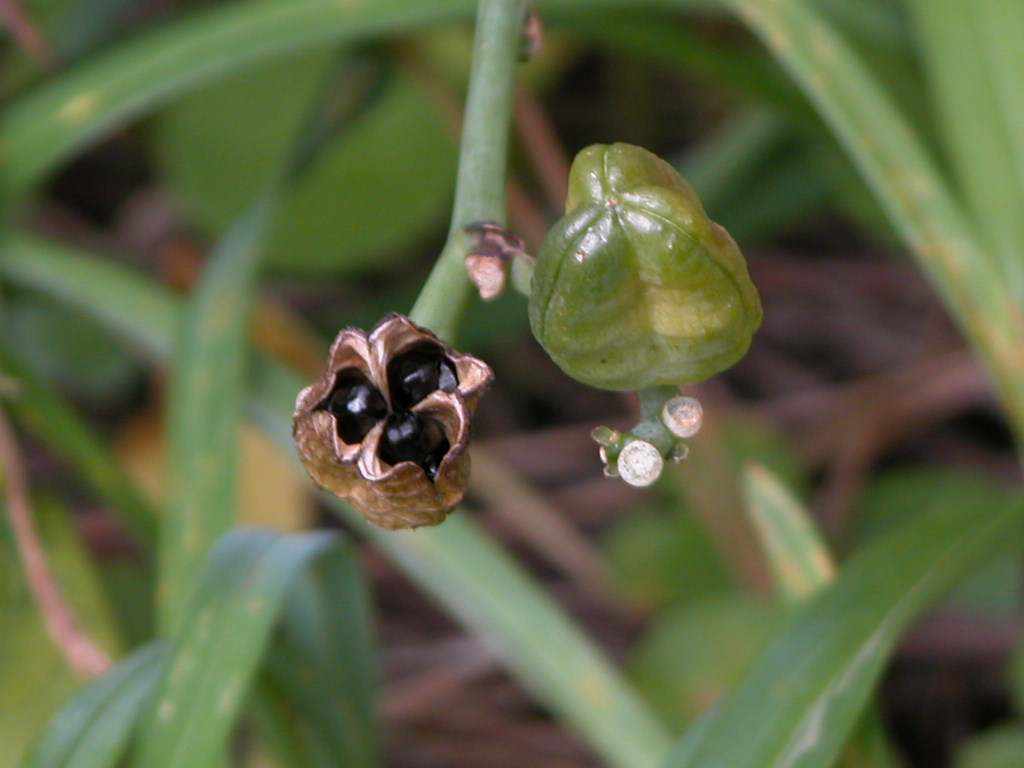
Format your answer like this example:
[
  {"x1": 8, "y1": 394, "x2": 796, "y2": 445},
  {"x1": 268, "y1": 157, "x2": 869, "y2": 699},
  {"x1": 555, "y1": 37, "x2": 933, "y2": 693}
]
[
  {"x1": 739, "y1": 464, "x2": 900, "y2": 767},
  {"x1": 669, "y1": 493, "x2": 1024, "y2": 768},
  {"x1": 679, "y1": 109, "x2": 789, "y2": 212},
  {"x1": 906, "y1": 0, "x2": 1024, "y2": 300},
  {"x1": 138, "y1": 530, "x2": 342, "y2": 768},
  {"x1": 0, "y1": 339, "x2": 157, "y2": 549},
  {"x1": 720, "y1": 0, "x2": 1024, "y2": 443},
  {"x1": 256, "y1": 543, "x2": 378, "y2": 767},
  {"x1": 158, "y1": 54, "x2": 385, "y2": 632},
  {"x1": 159, "y1": 191, "x2": 275, "y2": 632},
  {"x1": 741, "y1": 463, "x2": 834, "y2": 604},
  {"x1": 24, "y1": 642, "x2": 167, "y2": 768},
  {"x1": 676, "y1": 109, "x2": 830, "y2": 243},
  {"x1": 27, "y1": 531, "x2": 373, "y2": 768},
  {"x1": 1, "y1": 496, "x2": 123, "y2": 766},
  {"x1": 0, "y1": 0, "x2": 730, "y2": 206},
  {"x1": 0, "y1": 235, "x2": 672, "y2": 768}
]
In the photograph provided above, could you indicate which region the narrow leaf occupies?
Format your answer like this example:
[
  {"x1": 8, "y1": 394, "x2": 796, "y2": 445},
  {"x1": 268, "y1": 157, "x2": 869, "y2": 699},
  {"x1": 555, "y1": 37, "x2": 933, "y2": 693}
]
[
  {"x1": 160, "y1": 193, "x2": 274, "y2": 632},
  {"x1": 741, "y1": 463, "x2": 834, "y2": 603},
  {"x1": 24, "y1": 643, "x2": 167, "y2": 768},
  {"x1": 721, "y1": 0, "x2": 1024, "y2": 438},
  {"x1": 257, "y1": 545, "x2": 378, "y2": 767},
  {"x1": 138, "y1": 530, "x2": 338, "y2": 768},
  {"x1": 0, "y1": 340, "x2": 157, "y2": 549},
  {"x1": 669, "y1": 494, "x2": 1024, "y2": 768},
  {"x1": 0, "y1": 497, "x2": 124, "y2": 766},
  {"x1": 906, "y1": 0, "x2": 1024, "y2": 299}
]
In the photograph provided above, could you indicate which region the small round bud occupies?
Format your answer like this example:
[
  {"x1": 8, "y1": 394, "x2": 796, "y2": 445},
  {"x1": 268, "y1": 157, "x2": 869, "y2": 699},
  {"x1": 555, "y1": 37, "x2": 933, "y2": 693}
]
[
  {"x1": 662, "y1": 396, "x2": 703, "y2": 439},
  {"x1": 616, "y1": 440, "x2": 664, "y2": 487}
]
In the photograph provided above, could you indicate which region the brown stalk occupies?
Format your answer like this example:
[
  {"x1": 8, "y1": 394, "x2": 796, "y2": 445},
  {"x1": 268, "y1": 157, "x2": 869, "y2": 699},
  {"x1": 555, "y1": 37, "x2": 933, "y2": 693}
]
[
  {"x1": 0, "y1": 0, "x2": 55, "y2": 67},
  {"x1": 0, "y1": 409, "x2": 111, "y2": 678}
]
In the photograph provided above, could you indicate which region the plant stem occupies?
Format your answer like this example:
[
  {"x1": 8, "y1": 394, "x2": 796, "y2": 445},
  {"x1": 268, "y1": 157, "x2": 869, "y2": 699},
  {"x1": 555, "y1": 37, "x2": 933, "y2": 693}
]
[
  {"x1": 409, "y1": 0, "x2": 526, "y2": 342},
  {"x1": 0, "y1": 408, "x2": 111, "y2": 678}
]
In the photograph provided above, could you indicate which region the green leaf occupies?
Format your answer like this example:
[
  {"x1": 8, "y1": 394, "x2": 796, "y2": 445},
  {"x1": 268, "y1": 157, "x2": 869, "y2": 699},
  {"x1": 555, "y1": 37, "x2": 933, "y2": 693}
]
[
  {"x1": 27, "y1": 530, "x2": 374, "y2": 768},
  {"x1": 159, "y1": 192, "x2": 274, "y2": 633},
  {"x1": 0, "y1": 236, "x2": 671, "y2": 768},
  {"x1": 24, "y1": 642, "x2": 167, "y2": 768},
  {"x1": 0, "y1": 339, "x2": 157, "y2": 549},
  {"x1": 722, "y1": 0, "x2": 1024, "y2": 439},
  {"x1": 0, "y1": 496, "x2": 122, "y2": 767},
  {"x1": 856, "y1": 469, "x2": 1023, "y2": 617},
  {"x1": 907, "y1": 0, "x2": 1024, "y2": 300},
  {"x1": 628, "y1": 597, "x2": 784, "y2": 731},
  {"x1": 255, "y1": 544, "x2": 378, "y2": 767},
  {"x1": 0, "y1": 0, "x2": 737, "y2": 206},
  {"x1": 154, "y1": 56, "x2": 456, "y2": 275},
  {"x1": 138, "y1": 530, "x2": 340, "y2": 768},
  {"x1": 5, "y1": 297, "x2": 139, "y2": 404},
  {"x1": 741, "y1": 463, "x2": 834, "y2": 604},
  {"x1": 603, "y1": 503, "x2": 731, "y2": 611},
  {"x1": 668, "y1": 492, "x2": 1024, "y2": 768},
  {"x1": 954, "y1": 727, "x2": 1024, "y2": 768}
]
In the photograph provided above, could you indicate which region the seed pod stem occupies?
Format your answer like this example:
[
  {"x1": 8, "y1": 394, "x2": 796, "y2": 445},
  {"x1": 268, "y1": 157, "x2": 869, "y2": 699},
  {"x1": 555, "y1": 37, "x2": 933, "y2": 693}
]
[{"x1": 410, "y1": 0, "x2": 529, "y2": 341}]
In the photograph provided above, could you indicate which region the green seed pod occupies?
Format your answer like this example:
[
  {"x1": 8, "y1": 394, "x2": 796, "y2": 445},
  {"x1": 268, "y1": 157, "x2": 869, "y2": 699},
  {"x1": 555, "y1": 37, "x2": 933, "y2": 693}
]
[{"x1": 529, "y1": 143, "x2": 762, "y2": 391}]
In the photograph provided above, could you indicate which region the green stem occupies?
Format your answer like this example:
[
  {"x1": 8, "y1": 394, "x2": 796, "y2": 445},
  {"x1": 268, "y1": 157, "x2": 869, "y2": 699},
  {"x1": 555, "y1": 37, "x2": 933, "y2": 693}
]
[{"x1": 409, "y1": 0, "x2": 526, "y2": 341}]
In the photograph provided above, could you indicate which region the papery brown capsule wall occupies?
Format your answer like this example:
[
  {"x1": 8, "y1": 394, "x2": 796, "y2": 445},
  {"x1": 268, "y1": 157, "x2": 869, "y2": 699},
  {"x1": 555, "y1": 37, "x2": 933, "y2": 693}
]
[{"x1": 293, "y1": 314, "x2": 493, "y2": 530}]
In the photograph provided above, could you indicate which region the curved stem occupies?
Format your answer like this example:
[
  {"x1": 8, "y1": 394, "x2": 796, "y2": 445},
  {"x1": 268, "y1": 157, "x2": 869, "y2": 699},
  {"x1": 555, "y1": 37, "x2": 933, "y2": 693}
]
[
  {"x1": 409, "y1": 0, "x2": 526, "y2": 341},
  {"x1": 0, "y1": 408, "x2": 111, "y2": 678}
]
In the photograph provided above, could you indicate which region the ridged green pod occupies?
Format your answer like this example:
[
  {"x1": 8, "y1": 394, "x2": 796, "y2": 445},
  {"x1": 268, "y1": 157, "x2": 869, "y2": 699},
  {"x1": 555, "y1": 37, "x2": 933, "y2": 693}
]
[{"x1": 529, "y1": 143, "x2": 762, "y2": 391}]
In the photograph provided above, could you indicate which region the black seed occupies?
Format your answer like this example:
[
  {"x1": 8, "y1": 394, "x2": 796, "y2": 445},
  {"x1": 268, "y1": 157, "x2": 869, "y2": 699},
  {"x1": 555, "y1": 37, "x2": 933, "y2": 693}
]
[
  {"x1": 422, "y1": 436, "x2": 451, "y2": 481},
  {"x1": 378, "y1": 411, "x2": 450, "y2": 481},
  {"x1": 388, "y1": 343, "x2": 459, "y2": 409},
  {"x1": 438, "y1": 359, "x2": 458, "y2": 392},
  {"x1": 325, "y1": 374, "x2": 387, "y2": 444},
  {"x1": 378, "y1": 412, "x2": 428, "y2": 466}
]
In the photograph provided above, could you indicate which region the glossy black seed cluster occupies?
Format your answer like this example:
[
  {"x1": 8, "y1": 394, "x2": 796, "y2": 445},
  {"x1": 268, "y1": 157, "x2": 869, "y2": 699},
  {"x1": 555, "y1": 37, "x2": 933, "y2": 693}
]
[{"x1": 323, "y1": 344, "x2": 458, "y2": 480}]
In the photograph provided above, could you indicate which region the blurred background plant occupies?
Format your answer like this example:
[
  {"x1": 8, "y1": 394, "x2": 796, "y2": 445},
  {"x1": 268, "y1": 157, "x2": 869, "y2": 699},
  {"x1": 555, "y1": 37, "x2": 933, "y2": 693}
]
[{"x1": 1, "y1": 1, "x2": 1023, "y2": 767}]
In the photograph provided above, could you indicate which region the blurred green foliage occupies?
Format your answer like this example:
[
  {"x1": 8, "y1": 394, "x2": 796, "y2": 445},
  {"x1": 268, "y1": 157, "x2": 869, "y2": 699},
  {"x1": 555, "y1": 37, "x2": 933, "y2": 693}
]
[
  {"x1": 1, "y1": 0, "x2": 1023, "y2": 767},
  {"x1": 155, "y1": 53, "x2": 456, "y2": 275}
]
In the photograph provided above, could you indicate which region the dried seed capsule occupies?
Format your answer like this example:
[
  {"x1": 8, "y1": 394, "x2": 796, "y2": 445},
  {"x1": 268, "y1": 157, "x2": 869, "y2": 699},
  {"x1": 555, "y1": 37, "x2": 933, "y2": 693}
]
[
  {"x1": 529, "y1": 143, "x2": 762, "y2": 391},
  {"x1": 293, "y1": 314, "x2": 493, "y2": 530}
]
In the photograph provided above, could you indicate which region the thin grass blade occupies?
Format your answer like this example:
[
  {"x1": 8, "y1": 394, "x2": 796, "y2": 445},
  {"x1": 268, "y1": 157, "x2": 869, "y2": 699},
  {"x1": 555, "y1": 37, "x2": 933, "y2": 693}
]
[
  {"x1": 0, "y1": 340, "x2": 157, "y2": 549},
  {"x1": 138, "y1": 530, "x2": 339, "y2": 768},
  {"x1": 906, "y1": 0, "x2": 1024, "y2": 300},
  {"x1": 257, "y1": 543, "x2": 378, "y2": 767},
  {"x1": 24, "y1": 643, "x2": 167, "y2": 768},
  {"x1": 741, "y1": 463, "x2": 834, "y2": 603},
  {"x1": 159, "y1": 192, "x2": 275, "y2": 632},
  {"x1": 668, "y1": 495, "x2": 1024, "y2": 768},
  {"x1": 721, "y1": 0, "x2": 1024, "y2": 442}
]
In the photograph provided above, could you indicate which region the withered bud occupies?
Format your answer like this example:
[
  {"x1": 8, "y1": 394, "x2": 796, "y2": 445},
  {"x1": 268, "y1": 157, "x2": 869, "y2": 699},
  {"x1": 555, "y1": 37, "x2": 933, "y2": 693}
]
[
  {"x1": 293, "y1": 314, "x2": 493, "y2": 530},
  {"x1": 464, "y1": 222, "x2": 529, "y2": 301}
]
